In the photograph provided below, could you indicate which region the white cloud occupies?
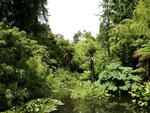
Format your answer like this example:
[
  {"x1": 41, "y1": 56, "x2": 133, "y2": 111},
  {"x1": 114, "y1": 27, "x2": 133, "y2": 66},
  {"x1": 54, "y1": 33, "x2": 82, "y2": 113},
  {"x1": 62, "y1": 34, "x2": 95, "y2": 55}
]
[{"x1": 47, "y1": 0, "x2": 100, "y2": 40}]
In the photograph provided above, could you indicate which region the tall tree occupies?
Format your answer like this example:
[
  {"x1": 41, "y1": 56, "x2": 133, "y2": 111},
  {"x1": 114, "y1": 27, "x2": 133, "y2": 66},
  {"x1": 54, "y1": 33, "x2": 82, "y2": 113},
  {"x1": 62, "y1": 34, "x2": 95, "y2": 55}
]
[
  {"x1": 0, "y1": 22, "x2": 51, "y2": 111},
  {"x1": 74, "y1": 39, "x2": 97, "y2": 81},
  {"x1": 73, "y1": 30, "x2": 83, "y2": 43},
  {"x1": 87, "y1": 41, "x2": 97, "y2": 82},
  {"x1": 64, "y1": 46, "x2": 75, "y2": 69},
  {"x1": 109, "y1": 0, "x2": 150, "y2": 67},
  {"x1": 97, "y1": 0, "x2": 111, "y2": 56},
  {"x1": 132, "y1": 0, "x2": 150, "y2": 80},
  {"x1": 97, "y1": 0, "x2": 139, "y2": 56},
  {"x1": 0, "y1": 0, "x2": 48, "y2": 36},
  {"x1": 110, "y1": 0, "x2": 138, "y2": 23},
  {"x1": 83, "y1": 30, "x2": 95, "y2": 40}
]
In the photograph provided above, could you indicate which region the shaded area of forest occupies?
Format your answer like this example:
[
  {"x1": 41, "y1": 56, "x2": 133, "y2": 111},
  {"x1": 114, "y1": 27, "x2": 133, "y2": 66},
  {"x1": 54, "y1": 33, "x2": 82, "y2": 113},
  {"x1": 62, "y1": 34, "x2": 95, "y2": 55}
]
[{"x1": 0, "y1": 0, "x2": 150, "y2": 112}]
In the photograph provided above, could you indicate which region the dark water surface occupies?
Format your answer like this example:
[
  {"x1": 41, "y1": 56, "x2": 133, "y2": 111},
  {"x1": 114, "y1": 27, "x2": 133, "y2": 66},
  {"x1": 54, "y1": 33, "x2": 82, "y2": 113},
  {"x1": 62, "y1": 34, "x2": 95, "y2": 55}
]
[{"x1": 52, "y1": 96, "x2": 149, "y2": 113}]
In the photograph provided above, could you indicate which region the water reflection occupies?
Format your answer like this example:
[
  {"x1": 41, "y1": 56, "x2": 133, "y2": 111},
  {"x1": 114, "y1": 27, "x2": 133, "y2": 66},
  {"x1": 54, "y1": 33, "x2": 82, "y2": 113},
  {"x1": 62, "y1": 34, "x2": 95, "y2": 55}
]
[{"x1": 52, "y1": 96, "x2": 149, "y2": 113}]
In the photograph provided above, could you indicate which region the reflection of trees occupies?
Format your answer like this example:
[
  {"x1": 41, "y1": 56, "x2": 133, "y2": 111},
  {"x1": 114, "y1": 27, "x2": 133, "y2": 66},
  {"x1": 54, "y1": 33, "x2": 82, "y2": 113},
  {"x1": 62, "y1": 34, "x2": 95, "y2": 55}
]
[
  {"x1": 52, "y1": 96, "x2": 75, "y2": 113},
  {"x1": 52, "y1": 97, "x2": 149, "y2": 113},
  {"x1": 72, "y1": 97, "x2": 149, "y2": 113},
  {"x1": 73, "y1": 99, "x2": 98, "y2": 113}
]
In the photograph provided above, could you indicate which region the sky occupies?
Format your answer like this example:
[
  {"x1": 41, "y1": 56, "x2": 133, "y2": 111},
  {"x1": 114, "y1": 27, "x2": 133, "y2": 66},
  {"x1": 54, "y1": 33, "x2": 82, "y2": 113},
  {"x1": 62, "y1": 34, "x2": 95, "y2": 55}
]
[{"x1": 47, "y1": 0, "x2": 100, "y2": 40}]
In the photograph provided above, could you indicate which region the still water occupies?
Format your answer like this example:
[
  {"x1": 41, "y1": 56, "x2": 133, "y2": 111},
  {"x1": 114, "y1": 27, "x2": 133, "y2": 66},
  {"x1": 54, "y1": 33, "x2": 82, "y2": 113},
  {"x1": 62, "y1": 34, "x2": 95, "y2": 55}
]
[{"x1": 52, "y1": 96, "x2": 149, "y2": 113}]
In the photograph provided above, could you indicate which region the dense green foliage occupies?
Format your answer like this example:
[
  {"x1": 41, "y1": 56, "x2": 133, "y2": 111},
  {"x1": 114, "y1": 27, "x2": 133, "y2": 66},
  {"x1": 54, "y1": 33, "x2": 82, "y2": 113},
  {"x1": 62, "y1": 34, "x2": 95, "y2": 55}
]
[
  {"x1": 4, "y1": 98, "x2": 63, "y2": 113},
  {"x1": 98, "y1": 0, "x2": 139, "y2": 56},
  {"x1": 0, "y1": 0, "x2": 48, "y2": 36},
  {"x1": 130, "y1": 82, "x2": 150, "y2": 107},
  {"x1": 0, "y1": 22, "x2": 51, "y2": 111},
  {"x1": 0, "y1": 0, "x2": 150, "y2": 112},
  {"x1": 71, "y1": 81, "x2": 109, "y2": 100},
  {"x1": 97, "y1": 0, "x2": 150, "y2": 108},
  {"x1": 99, "y1": 63, "x2": 141, "y2": 95}
]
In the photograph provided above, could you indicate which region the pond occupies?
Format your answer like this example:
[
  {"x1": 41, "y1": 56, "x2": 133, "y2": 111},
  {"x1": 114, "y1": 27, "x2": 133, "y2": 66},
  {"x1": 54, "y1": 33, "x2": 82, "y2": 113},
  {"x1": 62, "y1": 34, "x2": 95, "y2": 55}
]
[{"x1": 52, "y1": 96, "x2": 149, "y2": 113}]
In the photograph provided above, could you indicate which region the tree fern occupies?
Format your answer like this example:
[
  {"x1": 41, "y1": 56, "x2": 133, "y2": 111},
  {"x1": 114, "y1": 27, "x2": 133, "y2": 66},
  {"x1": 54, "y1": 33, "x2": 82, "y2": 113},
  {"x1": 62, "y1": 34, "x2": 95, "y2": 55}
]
[{"x1": 133, "y1": 41, "x2": 150, "y2": 80}]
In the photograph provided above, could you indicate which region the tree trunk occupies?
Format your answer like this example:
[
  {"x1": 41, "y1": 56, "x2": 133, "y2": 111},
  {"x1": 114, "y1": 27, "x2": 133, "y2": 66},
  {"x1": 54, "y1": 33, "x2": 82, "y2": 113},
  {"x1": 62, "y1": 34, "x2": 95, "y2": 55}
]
[
  {"x1": 33, "y1": 16, "x2": 39, "y2": 38},
  {"x1": 147, "y1": 57, "x2": 150, "y2": 80},
  {"x1": 65, "y1": 53, "x2": 73, "y2": 68},
  {"x1": 90, "y1": 57, "x2": 95, "y2": 82}
]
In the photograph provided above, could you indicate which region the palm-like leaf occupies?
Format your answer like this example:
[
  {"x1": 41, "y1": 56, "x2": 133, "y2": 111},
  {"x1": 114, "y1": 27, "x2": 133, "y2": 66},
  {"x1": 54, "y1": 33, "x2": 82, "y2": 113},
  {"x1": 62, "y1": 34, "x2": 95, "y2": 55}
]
[{"x1": 133, "y1": 41, "x2": 150, "y2": 80}]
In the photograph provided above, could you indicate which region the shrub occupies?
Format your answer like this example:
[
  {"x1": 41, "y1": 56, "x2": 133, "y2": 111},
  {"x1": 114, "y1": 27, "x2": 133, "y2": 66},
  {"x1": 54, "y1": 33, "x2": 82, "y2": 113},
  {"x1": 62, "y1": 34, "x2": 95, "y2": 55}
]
[
  {"x1": 5, "y1": 98, "x2": 63, "y2": 113},
  {"x1": 48, "y1": 69, "x2": 79, "y2": 99},
  {"x1": 71, "y1": 81, "x2": 109, "y2": 100},
  {"x1": 130, "y1": 82, "x2": 150, "y2": 107},
  {"x1": 99, "y1": 62, "x2": 141, "y2": 96}
]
